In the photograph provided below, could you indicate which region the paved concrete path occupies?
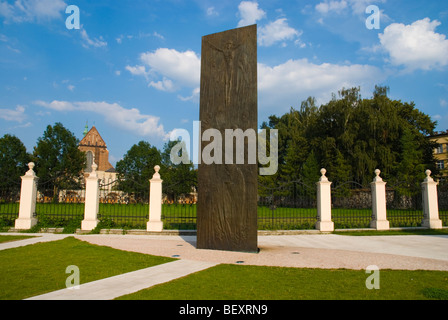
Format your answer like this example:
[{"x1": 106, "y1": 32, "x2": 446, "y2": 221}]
[
  {"x1": 26, "y1": 259, "x2": 218, "y2": 300},
  {"x1": 0, "y1": 233, "x2": 71, "y2": 251},
  {"x1": 259, "y1": 234, "x2": 448, "y2": 261}
]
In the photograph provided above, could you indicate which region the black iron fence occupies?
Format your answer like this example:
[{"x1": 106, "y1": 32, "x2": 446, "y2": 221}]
[
  {"x1": 331, "y1": 181, "x2": 372, "y2": 229},
  {"x1": 97, "y1": 179, "x2": 149, "y2": 229},
  {"x1": 385, "y1": 182, "x2": 423, "y2": 227},
  {"x1": 0, "y1": 178, "x2": 21, "y2": 229},
  {"x1": 438, "y1": 179, "x2": 448, "y2": 226},
  {"x1": 3, "y1": 171, "x2": 446, "y2": 231},
  {"x1": 258, "y1": 180, "x2": 317, "y2": 230},
  {"x1": 162, "y1": 180, "x2": 197, "y2": 230},
  {"x1": 34, "y1": 177, "x2": 85, "y2": 228}
]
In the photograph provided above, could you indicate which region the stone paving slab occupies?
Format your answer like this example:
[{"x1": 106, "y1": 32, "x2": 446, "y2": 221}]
[
  {"x1": 0, "y1": 233, "x2": 72, "y2": 251},
  {"x1": 26, "y1": 259, "x2": 218, "y2": 300}
]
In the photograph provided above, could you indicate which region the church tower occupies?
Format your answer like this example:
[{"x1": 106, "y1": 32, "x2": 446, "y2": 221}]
[{"x1": 78, "y1": 126, "x2": 115, "y2": 173}]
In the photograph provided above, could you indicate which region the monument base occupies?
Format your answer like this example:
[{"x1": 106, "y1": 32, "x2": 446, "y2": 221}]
[
  {"x1": 422, "y1": 219, "x2": 443, "y2": 229},
  {"x1": 14, "y1": 218, "x2": 37, "y2": 230},
  {"x1": 147, "y1": 221, "x2": 163, "y2": 232},
  {"x1": 370, "y1": 219, "x2": 390, "y2": 230},
  {"x1": 81, "y1": 219, "x2": 99, "y2": 231},
  {"x1": 315, "y1": 220, "x2": 334, "y2": 232}
]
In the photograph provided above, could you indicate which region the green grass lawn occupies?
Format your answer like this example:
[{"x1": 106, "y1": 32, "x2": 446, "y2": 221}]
[
  {"x1": 0, "y1": 237, "x2": 175, "y2": 300},
  {"x1": 1, "y1": 235, "x2": 447, "y2": 300},
  {"x1": 0, "y1": 235, "x2": 36, "y2": 243},
  {"x1": 117, "y1": 264, "x2": 448, "y2": 300}
]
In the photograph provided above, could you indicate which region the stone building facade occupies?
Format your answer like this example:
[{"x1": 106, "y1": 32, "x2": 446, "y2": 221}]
[
  {"x1": 428, "y1": 131, "x2": 448, "y2": 177},
  {"x1": 78, "y1": 126, "x2": 117, "y2": 189}
]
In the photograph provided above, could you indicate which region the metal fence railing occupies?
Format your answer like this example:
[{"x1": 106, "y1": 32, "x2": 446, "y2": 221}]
[
  {"x1": 3, "y1": 172, "x2": 446, "y2": 231},
  {"x1": 258, "y1": 180, "x2": 317, "y2": 230},
  {"x1": 34, "y1": 177, "x2": 85, "y2": 228},
  {"x1": 331, "y1": 181, "x2": 372, "y2": 229},
  {"x1": 385, "y1": 182, "x2": 423, "y2": 227},
  {"x1": 97, "y1": 179, "x2": 148, "y2": 229},
  {"x1": 438, "y1": 180, "x2": 448, "y2": 226},
  {"x1": 0, "y1": 181, "x2": 21, "y2": 228},
  {"x1": 162, "y1": 193, "x2": 197, "y2": 230}
]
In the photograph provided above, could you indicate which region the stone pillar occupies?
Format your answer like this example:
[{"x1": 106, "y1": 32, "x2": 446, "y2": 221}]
[
  {"x1": 421, "y1": 170, "x2": 442, "y2": 229},
  {"x1": 315, "y1": 168, "x2": 334, "y2": 232},
  {"x1": 370, "y1": 169, "x2": 390, "y2": 230},
  {"x1": 15, "y1": 162, "x2": 39, "y2": 230},
  {"x1": 147, "y1": 165, "x2": 163, "y2": 232},
  {"x1": 81, "y1": 163, "x2": 100, "y2": 231}
]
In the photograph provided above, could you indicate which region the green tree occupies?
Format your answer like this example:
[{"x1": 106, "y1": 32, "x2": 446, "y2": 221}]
[
  {"x1": 160, "y1": 140, "x2": 197, "y2": 200},
  {"x1": 261, "y1": 85, "x2": 437, "y2": 196},
  {"x1": 33, "y1": 123, "x2": 85, "y2": 200},
  {"x1": 115, "y1": 141, "x2": 162, "y2": 196},
  {"x1": 395, "y1": 126, "x2": 426, "y2": 194},
  {"x1": 300, "y1": 151, "x2": 320, "y2": 198},
  {"x1": 0, "y1": 134, "x2": 31, "y2": 192}
]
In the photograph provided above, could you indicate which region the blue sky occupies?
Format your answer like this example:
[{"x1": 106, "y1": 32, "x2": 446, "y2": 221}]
[{"x1": 1, "y1": 0, "x2": 447, "y2": 167}]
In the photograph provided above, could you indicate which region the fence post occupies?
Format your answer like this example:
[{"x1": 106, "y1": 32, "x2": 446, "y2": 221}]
[
  {"x1": 370, "y1": 169, "x2": 390, "y2": 230},
  {"x1": 15, "y1": 162, "x2": 39, "y2": 230},
  {"x1": 81, "y1": 162, "x2": 100, "y2": 231},
  {"x1": 147, "y1": 165, "x2": 163, "y2": 232},
  {"x1": 421, "y1": 169, "x2": 442, "y2": 229},
  {"x1": 315, "y1": 168, "x2": 334, "y2": 232}
]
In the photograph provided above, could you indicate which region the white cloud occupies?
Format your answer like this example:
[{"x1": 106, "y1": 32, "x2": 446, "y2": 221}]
[
  {"x1": 441, "y1": 99, "x2": 448, "y2": 108},
  {"x1": 80, "y1": 29, "x2": 107, "y2": 48},
  {"x1": 35, "y1": 100, "x2": 168, "y2": 139},
  {"x1": 0, "y1": 0, "x2": 66, "y2": 23},
  {"x1": 258, "y1": 18, "x2": 301, "y2": 47},
  {"x1": 178, "y1": 87, "x2": 200, "y2": 102},
  {"x1": 0, "y1": 105, "x2": 26, "y2": 122},
  {"x1": 148, "y1": 77, "x2": 174, "y2": 92},
  {"x1": 315, "y1": 0, "x2": 386, "y2": 16},
  {"x1": 153, "y1": 31, "x2": 165, "y2": 40},
  {"x1": 125, "y1": 65, "x2": 148, "y2": 78},
  {"x1": 206, "y1": 7, "x2": 218, "y2": 17},
  {"x1": 237, "y1": 1, "x2": 266, "y2": 27},
  {"x1": 237, "y1": 2, "x2": 300, "y2": 47},
  {"x1": 379, "y1": 18, "x2": 448, "y2": 71},
  {"x1": 67, "y1": 84, "x2": 75, "y2": 91},
  {"x1": 348, "y1": 0, "x2": 386, "y2": 15},
  {"x1": 258, "y1": 59, "x2": 385, "y2": 113},
  {"x1": 128, "y1": 48, "x2": 200, "y2": 92},
  {"x1": 117, "y1": 32, "x2": 163, "y2": 44},
  {"x1": 315, "y1": 0, "x2": 347, "y2": 14}
]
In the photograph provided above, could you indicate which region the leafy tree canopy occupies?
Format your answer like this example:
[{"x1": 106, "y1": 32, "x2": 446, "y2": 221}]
[
  {"x1": 161, "y1": 140, "x2": 197, "y2": 198},
  {"x1": 261, "y1": 86, "x2": 437, "y2": 193},
  {"x1": 0, "y1": 134, "x2": 31, "y2": 191},
  {"x1": 115, "y1": 141, "x2": 162, "y2": 195},
  {"x1": 33, "y1": 122, "x2": 85, "y2": 194}
]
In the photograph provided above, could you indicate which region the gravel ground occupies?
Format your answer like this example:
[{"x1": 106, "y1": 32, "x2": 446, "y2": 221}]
[{"x1": 75, "y1": 234, "x2": 448, "y2": 271}]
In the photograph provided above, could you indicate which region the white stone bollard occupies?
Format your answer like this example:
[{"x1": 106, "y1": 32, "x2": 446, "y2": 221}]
[
  {"x1": 421, "y1": 170, "x2": 442, "y2": 229},
  {"x1": 315, "y1": 168, "x2": 334, "y2": 232},
  {"x1": 147, "y1": 165, "x2": 163, "y2": 232},
  {"x1": 370, "y1": 169, "x2": 390, "y2": 230},
  {"x1": 15, "y1": 162, "x2": 39, "y2": 230},
  {"x1": 81, "y1": 162, "x2": 100, "y2": 231}
]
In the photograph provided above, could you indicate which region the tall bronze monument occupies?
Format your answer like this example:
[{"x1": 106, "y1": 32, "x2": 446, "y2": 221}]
[{"x1": 197, "y1": 25, "x2": 258, "y2": 252}]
